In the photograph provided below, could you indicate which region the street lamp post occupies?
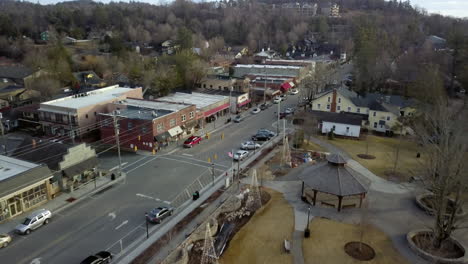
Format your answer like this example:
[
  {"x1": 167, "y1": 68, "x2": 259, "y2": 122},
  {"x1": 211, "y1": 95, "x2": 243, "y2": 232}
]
[
  {"x1": 145, "y1": 212, "x2": 149, "y2": 239},
  {"x1": 305, "y1": 206, "x2": 311, "y2": 238}
]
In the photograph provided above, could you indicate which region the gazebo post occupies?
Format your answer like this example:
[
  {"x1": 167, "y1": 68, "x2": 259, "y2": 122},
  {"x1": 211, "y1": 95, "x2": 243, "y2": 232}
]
[
  {"x1": 337, "y1": 195, "x2": 343, "y2": 212},
  {"x1": 312, "y1": 190, "x2": 318, "y2": 206}
]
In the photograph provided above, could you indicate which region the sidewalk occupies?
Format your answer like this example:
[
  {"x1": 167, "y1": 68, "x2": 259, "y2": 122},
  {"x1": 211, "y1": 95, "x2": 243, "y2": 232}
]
[{"x1": 0, "y1": 174, "x2": 122, "y2": 235}]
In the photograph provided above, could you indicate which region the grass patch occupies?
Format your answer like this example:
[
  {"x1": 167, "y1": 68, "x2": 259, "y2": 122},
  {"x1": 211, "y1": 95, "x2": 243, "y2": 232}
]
[
  {"x1": 321, "y1": 135, "x2": 423, "y2": 181},
  {"x1": 303, "y1": 218, "x2": 409, "y2": 264},
  {"x1": 219, "y1": 189, "x2": 294, "y2": 264}
]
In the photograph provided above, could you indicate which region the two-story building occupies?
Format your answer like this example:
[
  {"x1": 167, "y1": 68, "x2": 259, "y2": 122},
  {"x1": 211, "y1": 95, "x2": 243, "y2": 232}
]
[
  {"x1": 99, "y1": 100, "x2": 197, "y2": 151},
  {"x1": 311, "y1": 87, "x2": 415, "y2": 134},
  {"x1": 38, "y1": 85, "x2": 143, "y2": 138}
]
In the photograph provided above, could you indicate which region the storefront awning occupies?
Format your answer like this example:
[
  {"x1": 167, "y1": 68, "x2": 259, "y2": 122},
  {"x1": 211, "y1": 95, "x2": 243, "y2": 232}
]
[
  {"x1": 237, "y1": 99, "x2": 251, "y2": 107},
  {"x1": 281, "y1": 82, "x2": 292, "y2": 92},
  {"x1": 204, "y1": 103, "x2": 230, "y2": 117},
  {"x1": 167, "y1": 126, "x2": 183, "y2": 137},
  {"x1": 62, "y1": 157, "x2": 99, "y2": 177}
]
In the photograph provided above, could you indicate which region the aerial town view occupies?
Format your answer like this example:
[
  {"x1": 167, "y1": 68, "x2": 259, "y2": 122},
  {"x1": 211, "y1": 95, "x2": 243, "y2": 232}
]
[{"x1": 0, "y1": 0, "x2": 467, "y2": 263}]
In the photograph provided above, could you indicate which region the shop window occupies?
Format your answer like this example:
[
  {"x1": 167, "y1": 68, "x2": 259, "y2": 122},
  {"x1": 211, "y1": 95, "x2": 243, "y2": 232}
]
[
  {"x1": 181, "y1": 114, "x2": 186, "y2": 122},
  {"x1": 189, "y1": 111, "x2": 194, "y2": 119}
]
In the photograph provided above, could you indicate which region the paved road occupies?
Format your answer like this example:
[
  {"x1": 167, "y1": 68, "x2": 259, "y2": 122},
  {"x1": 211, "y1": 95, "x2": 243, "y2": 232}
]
[{"x1": 0, "y1": 95, "x2": 298, "y2": 264}]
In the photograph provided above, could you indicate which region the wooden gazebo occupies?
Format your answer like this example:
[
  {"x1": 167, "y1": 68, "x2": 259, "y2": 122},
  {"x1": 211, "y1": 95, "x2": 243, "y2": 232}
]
[{"x1": 298, "y1": 154, "x2": 368, "y2": 212}]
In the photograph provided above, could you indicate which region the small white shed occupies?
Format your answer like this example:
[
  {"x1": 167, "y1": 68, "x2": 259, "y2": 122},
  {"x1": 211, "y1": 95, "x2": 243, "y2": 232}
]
[{"x1": 314, "y1": 111, "x2": 362, "y2": 138}]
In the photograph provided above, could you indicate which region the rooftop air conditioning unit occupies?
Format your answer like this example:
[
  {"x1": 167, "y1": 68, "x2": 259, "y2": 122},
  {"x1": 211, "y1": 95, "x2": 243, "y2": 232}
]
[{"x1": 152, "y1": 111, "x2": 158, "y2": 117}]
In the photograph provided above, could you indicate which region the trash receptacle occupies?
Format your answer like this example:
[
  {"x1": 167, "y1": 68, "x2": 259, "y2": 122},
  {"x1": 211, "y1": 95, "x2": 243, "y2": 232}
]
[
  {"x1": 111, "y1": 173, "x2": 116, "y2": 181},
  {"x1": 193, "y1": 191, "x2": 200, "y2": 200}
]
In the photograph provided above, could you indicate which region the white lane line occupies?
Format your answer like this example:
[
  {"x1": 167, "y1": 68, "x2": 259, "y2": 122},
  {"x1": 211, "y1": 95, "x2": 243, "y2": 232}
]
[
  {"x1": 108, "y1": 212, "x2": 116, "y2": 220},
  {"x1": 109, "y1": 162, "x2": 129, "y2": 171},
  {"x1": 182, "y1": 153, "x2": 193, "y2": 157},
  {"x1": 136, "y1": 193, "x2": 170, "y2": 204},
  {"x1": 125, "y1": 156, "x2": 159, "y2": 174},
  {"x1": 161, "y1": 155, "x2": 228, "y2": 169},
  {"x1": 115, "y1": 220, "x2": 129, "y2": 230}
]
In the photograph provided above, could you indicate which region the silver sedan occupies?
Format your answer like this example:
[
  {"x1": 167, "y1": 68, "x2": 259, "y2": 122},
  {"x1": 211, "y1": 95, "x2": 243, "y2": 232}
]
[{"x1": 241, "y1": 141, "x2": 261, "y2": 150}]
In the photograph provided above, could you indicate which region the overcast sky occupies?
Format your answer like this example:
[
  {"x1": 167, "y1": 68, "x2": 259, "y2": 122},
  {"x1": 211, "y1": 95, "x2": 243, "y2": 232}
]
[{"x1": 30, "y1": 0, "x2": 468, "y2": 18}]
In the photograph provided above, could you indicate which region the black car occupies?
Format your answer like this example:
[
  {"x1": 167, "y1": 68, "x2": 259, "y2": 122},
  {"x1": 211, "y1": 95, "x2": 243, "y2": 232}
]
[
  {"x1": 80, "y1": 251, "x2": 112, "y2": 264},
  {"x1": 259, "y1": 103, "x2": 270, "y2": 110},
  {"x1": 252, "y1": 132, "x2": 271, "y2": 141}
]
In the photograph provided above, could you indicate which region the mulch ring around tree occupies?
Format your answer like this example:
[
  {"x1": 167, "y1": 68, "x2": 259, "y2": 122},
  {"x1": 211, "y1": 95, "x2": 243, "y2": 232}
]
[
  {"x1": 357, "y1": 154, "x2": 376, "y2": 160},
  {"x1": 187, "y1": 189, "x2": 271, "y2": 264},
  {"x1": 344, "y1": 242, "x2": 376, "y2": 261},
  {"x1": 412, "y1": 233, "x2": 465, "y2": 259}
]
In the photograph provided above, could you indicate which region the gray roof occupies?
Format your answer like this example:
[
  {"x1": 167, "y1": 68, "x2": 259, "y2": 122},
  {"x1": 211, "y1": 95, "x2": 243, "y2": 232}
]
[
  {"x1": 298, "y1": 160, "x2": 368, "y2": 196},
  {"x1": 13, "y1": 140, "x2": 71, "y2": 170},
  {"x1": 309, "y1": 110, "x2": 362, "y2": 126},
  {"x1": 327, "y1": 154, "x2": 347, "y2": 165},
  {"x1": 0, "y1": 163, "x2": 53, "y2": 198},
  {"x1": 115, "y1": 106, "x2": 172, "y2": 120},
  {"x1": 0, "y1": 65, "x2": 34, "y2": 80}
]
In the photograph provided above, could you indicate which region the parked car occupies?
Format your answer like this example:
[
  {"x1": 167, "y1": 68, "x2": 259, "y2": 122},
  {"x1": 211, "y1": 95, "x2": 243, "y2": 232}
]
[
  {"x1": 252, "y1": 132, "x2": 272, "y2": 141},
  {"x1": 15, "y1": 209, "x2": 52, "y2": 235},
  {"x1": 146, "y1": 206, "x2": 174, "y2": 224},
  {"x1": 279, "y1": 94, "x2": 287, "y2": 101},
  {"x1": 80, "y1": 251, "x2": 113, "y2": 264},
  {"x1": 241, "y1": 141, "x2": 261, "y2": 150},
  {"x1": 289, "y1": 89, "x2": 299, "y2": 95},
  {"x1": 259, "y1": 103, "x2": 270, "y2": 110},
  {"x1": 257, "y1": 129, "x2": 276, "y2": 137},
  {"x1": 279, "y1": 112, "x2": 289, "y2": 119},
  {"x1": 183, "y1": 136, "x2": 202, "y2": 148},
  {"x1": 233, "y1": 115, "x2": 244, "y2": 123},
  {"x1": 273, "y1": 97, "x2": 281, "y2": 104},
  {"x1": 251, "y1": 107, "x2": 261, "y2": 114},
  {"x1": 0, "y1": 234, "x2": 11, "y2": 248},
  {"x1": 285, "y1": 107, "x2": 295, "y2": 114},
  {"x1": 233, "y1": 150, "x2": 249, "y2": 161}
]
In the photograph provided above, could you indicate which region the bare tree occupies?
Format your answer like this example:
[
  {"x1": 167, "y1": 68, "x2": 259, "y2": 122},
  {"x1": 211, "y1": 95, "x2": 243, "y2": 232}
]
[
  {"x1": 415, "y1": 98, "x2": 468, "y2": 249},
  {"x1": 300, "y1": 63, "x2": 332, "y2": 109}
]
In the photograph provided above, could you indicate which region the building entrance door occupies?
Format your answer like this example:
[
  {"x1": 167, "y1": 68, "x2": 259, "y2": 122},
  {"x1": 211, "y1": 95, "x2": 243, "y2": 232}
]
[{"x1": 7, "y1": 196, "x2": 22, "y2": 217}]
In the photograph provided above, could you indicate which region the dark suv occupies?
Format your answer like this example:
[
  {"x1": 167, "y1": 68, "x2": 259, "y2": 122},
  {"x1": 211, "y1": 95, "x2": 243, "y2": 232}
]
[
  {"x1": 252, "y1": 132, "x2": 271, "y2": 141},
  {"x1": 80, "y1": 251, "x2": 112, "y2": 264}
]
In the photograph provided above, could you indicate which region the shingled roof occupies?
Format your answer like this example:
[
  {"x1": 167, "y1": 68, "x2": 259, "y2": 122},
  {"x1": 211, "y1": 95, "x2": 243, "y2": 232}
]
[
  {"x1": 0, "y1": 65, "x2": 34, "y2": 80},
  {"x1": 309, "y1": 110, "x2": 363, "y2": 126},
  {"x1": 297, "y1": 154, "x2": 368, "y2": 197}
]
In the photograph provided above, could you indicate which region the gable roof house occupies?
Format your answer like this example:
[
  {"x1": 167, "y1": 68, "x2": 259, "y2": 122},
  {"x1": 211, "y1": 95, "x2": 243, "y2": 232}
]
[{"x1": 310, "y1": 86, "x2": 416, "y2": 134}]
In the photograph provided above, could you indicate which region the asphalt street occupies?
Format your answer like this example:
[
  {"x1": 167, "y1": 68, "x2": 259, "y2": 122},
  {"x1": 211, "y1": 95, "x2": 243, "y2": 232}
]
[{"x1": 0, "y1": 95, "x2": 298, "y2": 264}]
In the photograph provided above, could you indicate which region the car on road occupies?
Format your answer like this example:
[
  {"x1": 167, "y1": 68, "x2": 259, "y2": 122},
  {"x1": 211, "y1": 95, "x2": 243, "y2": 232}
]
[
  {"x1": 252, "y1": 132, "x2": 272, "y2": 141},
  {"x1": 15, "y1": 209, "x2": 52, "y2": 235},
  {"x1": 0, "y1": 234, "x2": 11, "y2": 248},
  {"x1": 289, "y1": 89, "x2": 299, "y2": 95},
  {"x1": 241, "y1": 141, "x2": 261, "y2": 150},
  {"x1": 279, "y1": 94, "x2": 287, "y2": 101},
  {"x1": 259, "y1": 103, "x2": 270, "y2": 110},
  {"x1": 285, "y1": 107, "x2": 295, "y2": 114},
  {"x1": 279, "y1": 112, "x2": 289, "y2": 119},
  {"x1": 80, "y1": 251, "x2": 113, "y2": 264},
  {"x1": 183, "y1": 136, "x2": 202, "y2": 148},
  {"x1": 273, "y1": 97, "x2": 281, "y2": 104},
  {"x1": 233, "y1": 115, "x2": 244, "y2": 123},
  {"x1": 233, "y1": 150, "x2": 249, "y2": 161},
  {"x1": 146, "y1": 206, "x2": 174, "y2": 224},
  {"x1": 251, "y1": 107, "x2": 261, "y2": 114},
  {"x1": 257, "y1": 129, "x2": 276, "y2": 137}
]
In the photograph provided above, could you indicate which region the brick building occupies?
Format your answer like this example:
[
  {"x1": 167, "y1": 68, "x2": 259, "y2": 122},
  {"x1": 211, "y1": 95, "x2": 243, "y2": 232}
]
[
  {"x1": 99, "y1": 99, "x2": 197, "y2": 151},
  {"x1": 38, "y1": 85, "x2": 143, "y2": 138}
]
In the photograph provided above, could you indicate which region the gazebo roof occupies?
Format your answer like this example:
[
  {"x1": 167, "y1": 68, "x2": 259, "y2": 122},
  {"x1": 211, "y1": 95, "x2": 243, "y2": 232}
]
[
  {"x1": 298, "y1": 160, "x2": 368, "y2": 197},
  {"x1": 327, "y1": 153, "x2": 347, "y2": 165}
]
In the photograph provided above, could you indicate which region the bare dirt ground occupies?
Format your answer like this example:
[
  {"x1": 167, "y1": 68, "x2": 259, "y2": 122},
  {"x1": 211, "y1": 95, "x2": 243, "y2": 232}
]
[{"x1": 219, "y1": 189, "x2": 294, "y2": 264}]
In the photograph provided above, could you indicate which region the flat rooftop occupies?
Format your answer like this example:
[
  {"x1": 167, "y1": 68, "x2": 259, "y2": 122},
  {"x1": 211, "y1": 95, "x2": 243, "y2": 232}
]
[
  {"x1": 0, "y1": 155, "x2": 39, "y2": 181},
  {"x1": 113, "y1": 106, "x2": 173, "y2": 120},
  {"x1": 157, "y1": 92, "x2": 227, "y2": 109},
  {"x1": 124, "y1": 98, "x2": 193, "y2": 112},
  {"x1": 40, "y1": 85, "x2": 136, "y2": 110},
  {"x1": 234, "y1": 64, "x2": 301, "y2": 69}
]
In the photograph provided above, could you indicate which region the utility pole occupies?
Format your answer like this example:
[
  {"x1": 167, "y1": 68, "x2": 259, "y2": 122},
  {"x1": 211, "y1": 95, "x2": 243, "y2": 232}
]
[
  {"x1": 263, "y1": 65, "x2": 267, "y2": 104},
  {"x1": 68, "y1": 112, "x2": 75, "y2": 144},
  {"x1": 277, "y1": 100, "x2": 280, "y2": 135},
  {"x1": 211, "y1": 163, "x2": 215, "y2": 186},
  {"x1": 113, "y1": 113, "x2": 124, "y2": 181},
  {"x1": 0, "y1": 112, "x2": 6, "y2": 155}
]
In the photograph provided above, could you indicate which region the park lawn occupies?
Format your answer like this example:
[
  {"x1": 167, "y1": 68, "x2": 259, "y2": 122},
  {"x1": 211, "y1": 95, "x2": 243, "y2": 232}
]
[
  {"x1": 219, "y1": 189, "x2": 294, "y2": 264},
  {"x1": 303, "y1": 218, "x2": 409, "y2": 264},
  {"x1": 322, "y1": 135, "x2": 423, "y2": 181}
]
